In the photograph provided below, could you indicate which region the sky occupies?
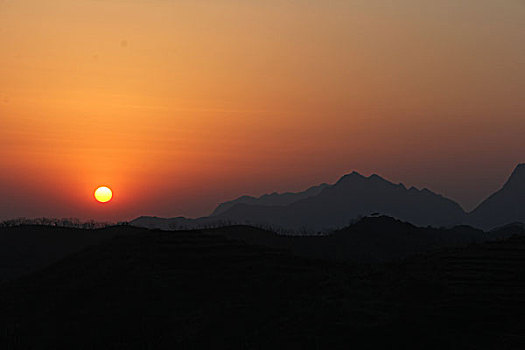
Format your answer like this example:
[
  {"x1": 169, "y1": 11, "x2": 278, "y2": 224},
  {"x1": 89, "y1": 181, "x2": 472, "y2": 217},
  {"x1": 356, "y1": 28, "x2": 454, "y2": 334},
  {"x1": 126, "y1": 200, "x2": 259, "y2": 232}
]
[{"x1": 1, "y1": 0, "x2": 524, "y2": 221}]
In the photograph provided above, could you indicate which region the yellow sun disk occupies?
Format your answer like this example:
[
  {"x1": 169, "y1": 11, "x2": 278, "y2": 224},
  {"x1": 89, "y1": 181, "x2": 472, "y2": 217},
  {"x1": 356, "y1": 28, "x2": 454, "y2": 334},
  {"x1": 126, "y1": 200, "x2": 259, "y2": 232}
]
[{"x1": 94, "y1": 186, "x2": 113, "y2": 203}]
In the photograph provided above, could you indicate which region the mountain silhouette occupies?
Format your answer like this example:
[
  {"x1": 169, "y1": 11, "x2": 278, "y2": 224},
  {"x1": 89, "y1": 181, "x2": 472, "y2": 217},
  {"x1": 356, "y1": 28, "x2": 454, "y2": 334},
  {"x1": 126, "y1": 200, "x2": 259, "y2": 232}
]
[
  {"x1": 132, "y1": 164, "x2": 525, "y2": 232},
  {"x1": 132, "y1": 171, "x2": 466, "y2": 231},
  {"x1": 211, "y1": 183, "x2": 329, "y2": 216},
  {"x1": 468, "y1": 163, "x2": 525, "y2": 230},
  {"x1": 210, "y1": 172, "x2": 466, "y2": 231}
]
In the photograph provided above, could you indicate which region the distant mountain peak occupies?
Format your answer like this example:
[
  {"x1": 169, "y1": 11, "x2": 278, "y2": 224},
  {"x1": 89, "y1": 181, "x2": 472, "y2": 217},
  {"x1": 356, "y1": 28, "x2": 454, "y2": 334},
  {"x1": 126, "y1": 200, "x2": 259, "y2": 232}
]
[
  {"x1": 335, "y1": 171, "x2": 390, "y2": 185},
  {"x1": 337, "y1": 171, "x2": 365, "y2": 181},
  {"x1": 212, "y1": 170, "x2": 465, "y2": 230},
  {"x1": 506, "y1": 163, "x2": 525, "y2": 186},
  {"x1": 503, "y1": 163, "x2": 525, "y2": 189},
  {"x1": 512, "y1": 163, "x2": 525, "y2": 174},
  {"x1": 468, "y1": 163, "x2": 525, "y2": 230},
  {"x1": 368, "y1": 174, "x2": 385, "y2": 181}
]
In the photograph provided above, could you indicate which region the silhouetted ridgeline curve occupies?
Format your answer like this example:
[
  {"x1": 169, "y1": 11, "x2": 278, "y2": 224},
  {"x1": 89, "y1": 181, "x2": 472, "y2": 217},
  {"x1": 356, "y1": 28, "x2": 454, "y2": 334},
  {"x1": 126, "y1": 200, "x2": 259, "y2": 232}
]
[{"x1": 4, "y1": 217, "x2": 523, "y2": 284}]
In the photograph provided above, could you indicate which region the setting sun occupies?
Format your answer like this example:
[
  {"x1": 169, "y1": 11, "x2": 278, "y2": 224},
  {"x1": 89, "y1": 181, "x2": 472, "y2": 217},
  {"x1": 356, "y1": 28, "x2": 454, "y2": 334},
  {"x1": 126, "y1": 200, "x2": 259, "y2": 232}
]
[{"x1": 94, "y1": 186, "x2": 113, "y2": 203}]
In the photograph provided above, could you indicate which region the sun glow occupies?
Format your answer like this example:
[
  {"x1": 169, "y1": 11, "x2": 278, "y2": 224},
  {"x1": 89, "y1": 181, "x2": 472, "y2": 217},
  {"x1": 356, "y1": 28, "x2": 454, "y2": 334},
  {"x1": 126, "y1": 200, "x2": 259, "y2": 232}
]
[{"x1": 94, "y1": 186, "x2": 113, "y2": 203}]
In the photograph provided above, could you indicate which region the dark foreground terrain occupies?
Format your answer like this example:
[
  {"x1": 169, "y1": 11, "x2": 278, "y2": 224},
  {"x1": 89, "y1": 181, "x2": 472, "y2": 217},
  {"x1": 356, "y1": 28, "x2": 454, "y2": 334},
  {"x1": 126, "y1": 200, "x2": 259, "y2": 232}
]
[
  {"x1": 1, "y1": 221, "x2": 525, "y2": 349},
  {"x1": 0, "y1": 225, "x2": 144, "y2": 282}
]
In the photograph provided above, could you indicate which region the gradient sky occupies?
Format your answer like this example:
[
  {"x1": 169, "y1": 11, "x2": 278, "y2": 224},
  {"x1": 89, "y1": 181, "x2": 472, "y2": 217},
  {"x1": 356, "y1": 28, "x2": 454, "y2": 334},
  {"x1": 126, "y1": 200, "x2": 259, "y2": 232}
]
[{"x1": 1, "y1": 0, "x2": 524, "y2": 221}]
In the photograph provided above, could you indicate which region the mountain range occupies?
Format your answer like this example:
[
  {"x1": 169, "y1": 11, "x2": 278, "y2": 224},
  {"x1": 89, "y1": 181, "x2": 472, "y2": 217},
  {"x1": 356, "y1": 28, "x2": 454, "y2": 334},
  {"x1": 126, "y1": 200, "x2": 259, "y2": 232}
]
[{"x1": 132, "y1": 163, "x2": 525, "y2": 232}]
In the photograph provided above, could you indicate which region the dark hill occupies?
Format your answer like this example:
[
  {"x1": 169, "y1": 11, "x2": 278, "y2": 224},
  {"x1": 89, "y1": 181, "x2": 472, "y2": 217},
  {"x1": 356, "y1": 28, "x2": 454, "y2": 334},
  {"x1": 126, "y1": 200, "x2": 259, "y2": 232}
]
[
  {"x1": 0, "y1": 225, "x2": 134, "y2": 281},
  {"x1": 2, "y1": 224, "x2": 525, "y2": 348},
  {"x1": 205, "y1": 216, "x2": 518, "y2": 263}
]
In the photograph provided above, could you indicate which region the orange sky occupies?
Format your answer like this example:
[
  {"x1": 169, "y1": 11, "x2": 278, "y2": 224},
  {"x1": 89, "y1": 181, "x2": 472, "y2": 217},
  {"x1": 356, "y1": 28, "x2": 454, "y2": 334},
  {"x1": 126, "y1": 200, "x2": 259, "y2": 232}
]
[{"x1": 1, "y1": 0, "x2": 524, "y2": 221}]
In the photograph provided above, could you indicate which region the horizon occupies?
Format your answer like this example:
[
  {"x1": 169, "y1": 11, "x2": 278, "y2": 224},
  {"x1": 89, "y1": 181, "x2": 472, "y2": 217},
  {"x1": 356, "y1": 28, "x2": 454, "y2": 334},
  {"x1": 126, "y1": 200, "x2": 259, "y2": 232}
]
[
  {"x1": 2, "y1": 163, "x2": 523, "y2": 223},
  {"x1": 1, "y1": 0, "x2": 524, "y2": 221}
]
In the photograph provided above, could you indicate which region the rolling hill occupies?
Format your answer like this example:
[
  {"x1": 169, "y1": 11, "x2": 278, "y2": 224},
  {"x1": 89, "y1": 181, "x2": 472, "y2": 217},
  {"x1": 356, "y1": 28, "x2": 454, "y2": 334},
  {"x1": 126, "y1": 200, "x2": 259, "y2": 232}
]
[{"x1": 1, "y1": 222, "x2": 525, "y2": 348}]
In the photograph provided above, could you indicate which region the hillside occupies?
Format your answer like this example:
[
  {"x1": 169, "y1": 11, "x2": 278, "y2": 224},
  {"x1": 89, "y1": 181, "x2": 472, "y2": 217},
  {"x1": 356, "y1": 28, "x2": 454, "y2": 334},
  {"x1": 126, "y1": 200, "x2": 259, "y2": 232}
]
[
  {"x1": 206, "y1": 216, "x2": 524, "y2": 263},
  {"x1": 1, "y1": 224, "x2": 525, "y2": 348},
  {"x1": 0, "y1": 225, "x2": 134, "y2": 281}
]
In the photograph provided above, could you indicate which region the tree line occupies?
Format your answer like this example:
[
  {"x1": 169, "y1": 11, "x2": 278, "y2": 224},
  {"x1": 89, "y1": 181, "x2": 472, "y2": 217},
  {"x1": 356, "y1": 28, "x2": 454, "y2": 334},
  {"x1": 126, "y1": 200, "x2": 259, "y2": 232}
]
[{"x1": 0, "y1": 217, "x2": 129, "y2": 229}]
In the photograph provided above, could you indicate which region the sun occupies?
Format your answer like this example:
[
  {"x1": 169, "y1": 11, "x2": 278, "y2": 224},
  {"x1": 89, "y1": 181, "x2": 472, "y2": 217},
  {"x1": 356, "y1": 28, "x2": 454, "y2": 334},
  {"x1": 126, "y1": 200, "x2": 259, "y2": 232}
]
[{"x1": 94, "y1": 186, "x2": 113, "y2": 203}]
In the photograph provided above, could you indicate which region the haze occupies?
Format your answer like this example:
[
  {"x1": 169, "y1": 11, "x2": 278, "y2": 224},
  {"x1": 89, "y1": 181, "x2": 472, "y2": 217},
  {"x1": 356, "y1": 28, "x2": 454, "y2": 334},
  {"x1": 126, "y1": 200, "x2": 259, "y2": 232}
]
[{"x1": 1, "y1": 0, "x2": 524, "y2": 221}]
